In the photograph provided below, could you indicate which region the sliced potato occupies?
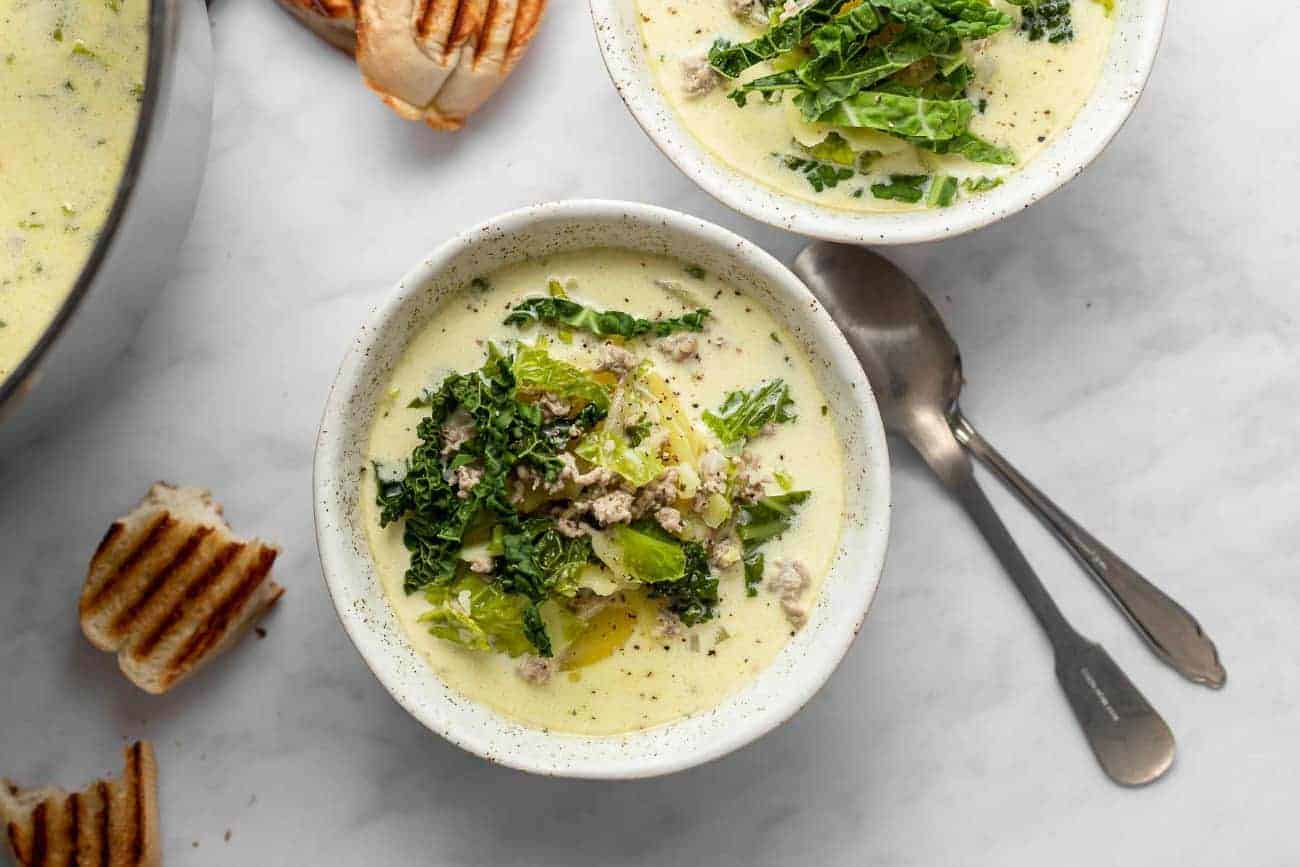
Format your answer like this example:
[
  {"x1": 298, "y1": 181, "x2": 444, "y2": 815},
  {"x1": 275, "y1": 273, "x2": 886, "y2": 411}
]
[{"x1": 560, "y1": 603, "x2": 636, "y2": 671}]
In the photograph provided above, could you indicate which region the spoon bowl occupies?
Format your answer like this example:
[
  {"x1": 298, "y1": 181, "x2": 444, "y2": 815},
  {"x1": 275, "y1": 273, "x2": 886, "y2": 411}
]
[
  {"x1": 792, "y1": 243, "x2": 961, "y2": 437},
  {"x1": 793, "y1": 241, "x2": 1224, "y2": 689}
]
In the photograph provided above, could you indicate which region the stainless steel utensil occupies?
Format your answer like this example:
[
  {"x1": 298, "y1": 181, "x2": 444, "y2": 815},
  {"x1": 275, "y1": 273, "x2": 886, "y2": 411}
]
[
  {"x1": 951, "y1": 416, "x2": 1225, "y2": 688},
  {"x1": 794, "y1": 241, "x2": 1178, "y2": 786}
]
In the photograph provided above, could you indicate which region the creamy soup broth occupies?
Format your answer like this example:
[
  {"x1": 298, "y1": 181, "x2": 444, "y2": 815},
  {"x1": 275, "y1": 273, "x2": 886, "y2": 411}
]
[{"x1": 363, "y1": 248, "x2": 848, "y2": 735}]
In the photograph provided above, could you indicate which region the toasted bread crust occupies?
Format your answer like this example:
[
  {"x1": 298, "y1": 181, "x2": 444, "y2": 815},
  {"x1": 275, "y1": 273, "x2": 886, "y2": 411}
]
[
  {"x1": 80, "y1": 484, "x2": 283, "y2": 695},
  {"x1": 275, "y1": 0, "x2": 358, "y2": 52},
  {"x1": 1, "y1": 743, "x2": 159, "y2": 867},
  {"x1": 431, "y1": 0, "x2": 546, "y2": 125},
  {"x1": 505, "y1": 0, "x2": 544, "y2": 68},
  {"x1": 276, "y1": 0, "x2": 547, "y2": 129}
]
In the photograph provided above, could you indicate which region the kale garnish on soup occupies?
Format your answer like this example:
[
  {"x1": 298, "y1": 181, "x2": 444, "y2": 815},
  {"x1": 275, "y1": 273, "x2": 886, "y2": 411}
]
[{"x1": 374, "y1": 290, "x2": 810, "y2": 671}]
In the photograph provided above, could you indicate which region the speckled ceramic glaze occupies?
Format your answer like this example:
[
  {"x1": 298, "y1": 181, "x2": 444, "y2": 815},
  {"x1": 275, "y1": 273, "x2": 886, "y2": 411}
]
[
  {"x1": 314, "y1": 201, "x2": 891, "y2": 778},
  {"x1": 589, "y1": 0, "x2": 1167, "y2": 244}
]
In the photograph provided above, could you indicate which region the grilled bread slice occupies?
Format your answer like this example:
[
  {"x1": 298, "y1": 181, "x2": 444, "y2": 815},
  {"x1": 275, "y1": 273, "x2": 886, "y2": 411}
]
[
  {"x1": 417, "y1": 0, "x2": 547, "y2": 128},
  {"x1": 80, "y1": 483, "x2": 283, "y2": 695},
  {"x1": 355, "y1": 0, "x2": 486, "y2": 127},
  {"x1": 275, "y1": 0, "x2": 547, "y2": 130},
  {"x1": 275, "y1": 0, "x2": 357, "y2": 53},
  {"x1": 0, "y1": 741, "x2": 160, "y2": 867}
]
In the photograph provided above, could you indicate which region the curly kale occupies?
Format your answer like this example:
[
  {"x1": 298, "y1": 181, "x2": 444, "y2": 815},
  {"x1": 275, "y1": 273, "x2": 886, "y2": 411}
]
[
  {"x1": 500, "y1": 518, "x2": 595, "y2": 600},
  {"x1": 375, "y1": 344, "x2": 605, "y2": 656},
  {"x1": 1009, "y1": 0, "x2": 1073, "y2": 42},
  {"x1": 648, "y1": 540, "x2": 720, "y2": 627}
]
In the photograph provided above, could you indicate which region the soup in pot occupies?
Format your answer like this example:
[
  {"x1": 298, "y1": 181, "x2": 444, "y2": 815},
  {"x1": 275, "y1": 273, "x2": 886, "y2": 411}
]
[{"x1": 0, "y1": 0, "x2": 148, "y2": 380}]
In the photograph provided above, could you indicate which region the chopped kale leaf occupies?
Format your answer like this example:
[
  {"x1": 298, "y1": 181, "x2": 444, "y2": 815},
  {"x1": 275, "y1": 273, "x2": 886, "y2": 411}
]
[{"x1": 505, "y1": 296, "x2": 710, "y2": 340}]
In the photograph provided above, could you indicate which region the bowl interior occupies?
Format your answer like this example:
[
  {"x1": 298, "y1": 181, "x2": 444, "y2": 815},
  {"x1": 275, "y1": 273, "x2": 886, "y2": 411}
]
[
  {"x1": 590, "y1": 0, "x2": 1167, "y2": 244},
  {"x1": 314, "y1": 201, "x2": 891, "y2": 778}
]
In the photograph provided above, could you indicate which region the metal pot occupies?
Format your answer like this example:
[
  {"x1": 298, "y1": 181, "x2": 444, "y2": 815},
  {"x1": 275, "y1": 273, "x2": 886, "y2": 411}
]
[{"x1": 0, "y1": 0, "x2": 214, "y2": 450}]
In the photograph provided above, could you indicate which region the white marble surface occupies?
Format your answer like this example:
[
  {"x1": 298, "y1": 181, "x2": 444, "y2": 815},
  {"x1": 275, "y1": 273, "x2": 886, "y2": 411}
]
[{"x1": 3, "y1": 0, "x2": 1298, "y2": 863}]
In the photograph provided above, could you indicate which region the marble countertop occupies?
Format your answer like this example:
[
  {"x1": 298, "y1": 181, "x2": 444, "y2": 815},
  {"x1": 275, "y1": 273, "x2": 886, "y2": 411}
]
[{"x1": 3, "y1": 0, "x2": 1298, "y2": 863}]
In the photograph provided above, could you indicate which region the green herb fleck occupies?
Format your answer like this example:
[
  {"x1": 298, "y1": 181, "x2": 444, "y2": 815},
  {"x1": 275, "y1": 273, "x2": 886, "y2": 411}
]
[{"x1": 71, "y1": 40, "x2": 99, "y2": 60}]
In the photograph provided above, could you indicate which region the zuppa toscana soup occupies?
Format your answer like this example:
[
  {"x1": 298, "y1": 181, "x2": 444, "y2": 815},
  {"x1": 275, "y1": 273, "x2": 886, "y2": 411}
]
[
  {"x1": 362, "y1": 249, "x2": 848, "y2": 735},
  {"x1": 638, "y1": 0, "x2": 1114, "y2": 211},
  {"x1": 0, "y1": 0, "x2": 147, "y2": 380}
]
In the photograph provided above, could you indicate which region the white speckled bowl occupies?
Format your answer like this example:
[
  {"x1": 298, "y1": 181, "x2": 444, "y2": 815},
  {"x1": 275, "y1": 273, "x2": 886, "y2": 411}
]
[
  {"x1": 314, "y1": 201, "x2": 891, "y2": 778},
  {"x1": 589, "y1": 0, "x2": 1167, "y2": 244}
]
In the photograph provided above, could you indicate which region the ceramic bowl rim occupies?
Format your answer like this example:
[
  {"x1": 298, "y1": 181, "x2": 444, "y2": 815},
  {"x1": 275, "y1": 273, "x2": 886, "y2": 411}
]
[{"x1": 313, "y1": 199, "x2": 892, "y2": 778}]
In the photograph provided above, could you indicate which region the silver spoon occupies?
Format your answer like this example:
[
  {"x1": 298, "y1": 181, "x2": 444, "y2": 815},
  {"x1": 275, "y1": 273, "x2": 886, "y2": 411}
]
[
  {"x1": 794, "y1": 243, "x2": 1224, "y2": 688},
  {"x1": 794, "y1": 241, "x2": 1178, "y2": 786}
]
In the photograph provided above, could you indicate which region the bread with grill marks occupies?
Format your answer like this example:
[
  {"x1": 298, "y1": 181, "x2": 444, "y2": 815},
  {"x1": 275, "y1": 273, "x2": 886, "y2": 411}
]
[
  {"x1": 79, "y1": 483, "x2": 283, "y2": 695},
  {"x1": 273, "y1": 0, "x2": 547, "y2": 130},
  {"x1": 0, "y1": 741, "x2": 160, "y2": 867}
]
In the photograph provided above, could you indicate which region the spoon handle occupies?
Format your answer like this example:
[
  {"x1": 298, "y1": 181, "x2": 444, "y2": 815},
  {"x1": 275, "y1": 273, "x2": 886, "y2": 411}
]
[
  {"x1": 952, "y1": 413, "x2": 1226, "y2": 689},
  {"x1": 940, "y1": 456, "x2": 1177, "y2": 787}
]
